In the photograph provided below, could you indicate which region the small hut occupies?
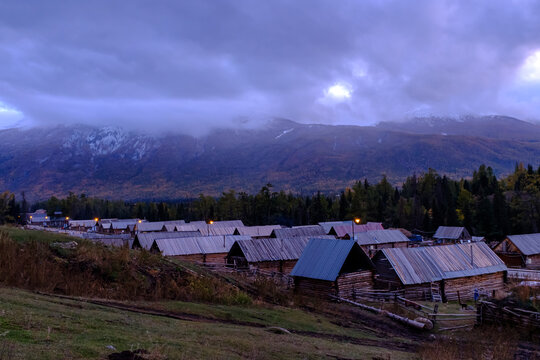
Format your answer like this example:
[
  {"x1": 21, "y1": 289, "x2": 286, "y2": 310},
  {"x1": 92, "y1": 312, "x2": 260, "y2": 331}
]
[
  {"x1": 355, "y1": 230, "x2": 410, "y2": 257},
  {"x1": 68, "y1": 219, "x2": 97, "y2": 232},
  {"x1": 494, "y1": 233, "x2": 540, "y2": 269},
  {"x1": 291, "y1": 239, "x2": 374, "y2": 300},
  {"x1": 133, "y1": 231, "x2": 202, "y2": 250},
  {"x1": 372, "y1": 243, "x2": 507, "y2": 301},
  {"x1": 433, "y1": 226, "x2": 472, "y2": 243}
]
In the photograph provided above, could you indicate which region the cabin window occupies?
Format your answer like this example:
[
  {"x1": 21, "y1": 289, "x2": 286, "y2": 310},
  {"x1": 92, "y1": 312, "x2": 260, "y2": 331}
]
[{"x1": 526, "y1": 258, "x2": 532, "y2": 264}]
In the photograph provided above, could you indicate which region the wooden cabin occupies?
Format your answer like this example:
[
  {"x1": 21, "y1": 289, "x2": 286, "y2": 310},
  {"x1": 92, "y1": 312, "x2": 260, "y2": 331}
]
[
  {"x1": 291, "y1": 239, "x2": 374, "y2": 300},
  {"x1": 68, "y1": 219, "x2": 97, "y2": 232},
  {"x1": 433, "y1": 226, "x2": 472, "y2": 243},
  {"x1": 271, "y1": 225, "x2": 327, "y2": 238},
  {"x1": 355, "y1": 230, "x2": 410, "y2": 257},
  {"x1": 226, "y1": 235, "x2": 336, "y2": 273},
  {"x1": 372, "y1": 243, "x2": 507, "y2": 302},
  {"x1": 327, "y1": 222, "x2": 384, "y2": 239},
  {"x1": 132, "y1": 231, "x2": 202, "y2": 250},
  {"x1": 149, "y1": 235, "x2": 251, "y2": 263},
  {"x1": 494, "y1": 233, "x2": 540, "y2": 269}
]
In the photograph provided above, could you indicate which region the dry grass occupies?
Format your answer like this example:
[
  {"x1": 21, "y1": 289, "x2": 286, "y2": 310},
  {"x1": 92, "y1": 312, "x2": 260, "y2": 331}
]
[
  {"x1": 419, "y1": 326, "x2": 519, "y2": 360},
  {"x1": 0, "y1": 231, "x2": 250, "y2": 305}
]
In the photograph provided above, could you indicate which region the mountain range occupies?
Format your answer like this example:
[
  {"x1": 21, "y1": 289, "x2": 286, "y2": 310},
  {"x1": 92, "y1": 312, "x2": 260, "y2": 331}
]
[{"x1": 1, "y1": 116, "x2": 539, "y2": 200}]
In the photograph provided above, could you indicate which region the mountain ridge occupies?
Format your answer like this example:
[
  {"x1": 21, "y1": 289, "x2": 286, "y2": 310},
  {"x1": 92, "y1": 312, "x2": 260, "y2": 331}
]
[{"x1": 2, "y1": 116, "x2": 540, "y2": 200}]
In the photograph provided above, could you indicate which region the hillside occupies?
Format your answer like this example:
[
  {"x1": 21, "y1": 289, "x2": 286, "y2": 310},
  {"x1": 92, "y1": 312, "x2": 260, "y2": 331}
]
[{"x1": 1, "y1": 117, "x2": 540, "y2": 200}]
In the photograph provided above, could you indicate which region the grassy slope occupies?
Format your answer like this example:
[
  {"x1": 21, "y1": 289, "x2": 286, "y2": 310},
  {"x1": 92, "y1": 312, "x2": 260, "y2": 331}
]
[
  {"x1": 0, "y1": 288, "x2": 415, "y2": 360},
  {"x1": 0, "y1": 227, "x2": 417, "y2": 359}
]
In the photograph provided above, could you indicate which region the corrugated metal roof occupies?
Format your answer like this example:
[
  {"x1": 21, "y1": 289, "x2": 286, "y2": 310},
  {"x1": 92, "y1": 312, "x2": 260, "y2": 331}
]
[
  {"x1": 136, "y1": 222, "x2": 166, "y2": 232},
  {"x1": 330, "y1": 222, "x2": 384, "y2": 237},
  {"x1": 318, "y1": 221, "x2": 352, "y2": 234},
  {"x1": 272, "y1": 226, "x2": 326, "y2": 238},
  {"x1": 291, "y1": 239, "x2": 368, "y2": 281},
  {"x1": 234, "y1": 225, "x2": 282, "y2": 237},
  {"x1": 433, "y1": 226, "x2": 469, "y2": 240},
  {"x1": 355, "y1": 230, "x2": 410, "y2": 245},
  {"x1": 154, "y1": 235, "x2": 251, "y2": 256},
  {"x1": 81, "y1": 233, "x2": 131, "y2": 240},
  {"x1": 233, "y1": 235, "x2": 336, "y2": 262},
  {"x1": 134, "y1": 231, "x2": 202, "y2": 250},
  {"x1": 507, "y1": 233, "x2": 540, "y2": 255},
  {"x1": 378, "y1": 243, "x2": 507, "y2": 285}
]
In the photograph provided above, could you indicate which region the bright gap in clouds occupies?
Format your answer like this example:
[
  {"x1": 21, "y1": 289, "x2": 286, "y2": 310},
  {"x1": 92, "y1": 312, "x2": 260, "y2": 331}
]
[
  {"x1": 520, "y1": 50, "x2": 540, "y2": 82},
  {"x1": 326, "y1": 84, "x2": 352, "y2": 99}
]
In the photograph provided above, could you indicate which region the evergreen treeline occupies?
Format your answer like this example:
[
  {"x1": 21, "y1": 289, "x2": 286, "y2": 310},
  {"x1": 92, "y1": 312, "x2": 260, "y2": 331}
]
[{"x1": 2, "y1": 164, "x2": 539, "y2": 240}]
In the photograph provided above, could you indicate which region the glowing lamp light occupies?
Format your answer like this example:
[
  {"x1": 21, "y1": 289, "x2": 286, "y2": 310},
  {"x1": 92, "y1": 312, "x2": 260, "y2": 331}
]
[
  {"x1": 354, "y1": 218, "x2": 361, "y2": 224},
  {"x1": 138, "y1": 220, "x2": 142, "y2": 223},
  {"x1": 208, "y1": 220, "x2": 214, "y2": 225},
  {"x1": 94, "y1": 218, "x2": 99, "y2": 222},
  {"x1": 65, "y1": 217, "x2": 69, "y2": 220}
]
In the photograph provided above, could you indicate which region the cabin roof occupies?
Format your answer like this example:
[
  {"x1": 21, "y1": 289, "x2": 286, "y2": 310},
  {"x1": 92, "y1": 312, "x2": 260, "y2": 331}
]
[
  {"x1": 329, "y1": 222, "x2": 384, "y2": 237},
  {"x1": 232, "y1": 235, "x2": 336, "y2": 262},
  {"x1": 271, "y1": 225, "x2": 326, "y2": 238},
  {"x1": 506, "y1": 233, "x2": 540, "y2": 255},
  {"x1": 355, "y1": 229, "x2": 410, "y2": 245},
  {"x1": 377, "y1": 243, "x2": 506, "y2": 285},
  {"x1": 153, "y1": 235, "x2": 251, "y2": 256},
  {"x1": 134, "y1": 231, "x2": 201, "y2": 250},
  {"x1": 234, "y1": 225, "x2": 282, "y2": 237},
  {"x1": 291, "y1": 239, "x2": 373, "y2": 281},
  {"x1": 433, "y1": 226, "x2": 469, "y2": 240}
]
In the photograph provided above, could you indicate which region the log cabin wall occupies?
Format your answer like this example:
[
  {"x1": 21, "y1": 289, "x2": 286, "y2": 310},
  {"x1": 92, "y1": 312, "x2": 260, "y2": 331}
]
[
  {"x1": 294, "y1": 277, "x2": 336, "y2": 299},
  {"x1": 336, "y1": 270, "x2": 373, "y2": 300},
  {"x1": 525, "y1": 254, "x2": 540, "y2": 270},
  {"x1": 205, "y1": 253, "x2": 227, "y2": 264},
  {"x1": 402, "y1": 283, "x2": 433, "y2": 301},
  {"x1": 173, "y1": 254, "x2": 205, "y2": 262},
  {"x1": 443, "y1": 272, "x2": 505, "y2": 301}
]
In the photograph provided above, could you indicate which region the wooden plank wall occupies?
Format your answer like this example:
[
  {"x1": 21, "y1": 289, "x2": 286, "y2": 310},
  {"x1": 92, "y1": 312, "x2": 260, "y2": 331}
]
[
  {"x1": 336, "y1": 271, "x2": 373, "y2": 300},
  {"x1": 444, "y1": 272, "x2": 505, "y2": 301},
  {"x1": 294, "y1": 278, "x2": 336, "y2": 299}
]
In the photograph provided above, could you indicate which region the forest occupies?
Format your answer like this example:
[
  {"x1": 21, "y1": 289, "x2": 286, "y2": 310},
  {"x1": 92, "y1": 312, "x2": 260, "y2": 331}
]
[{"x1": 1, "y1": 163, "x2": 539, "y2": 240}]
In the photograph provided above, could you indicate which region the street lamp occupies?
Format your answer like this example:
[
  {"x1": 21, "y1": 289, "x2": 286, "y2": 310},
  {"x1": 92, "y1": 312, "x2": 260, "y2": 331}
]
[
  {"x1": 207, "y1": 220, "x2": 214, "y2": 236},
  {"x1": 352, "y1": 217, "x2": 361, "y2": 240}
]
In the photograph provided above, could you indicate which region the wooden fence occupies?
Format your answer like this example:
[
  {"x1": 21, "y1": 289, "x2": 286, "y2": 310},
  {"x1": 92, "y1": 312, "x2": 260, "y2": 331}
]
[{"x1": 477, "y1": 300, "x2": 540, "y2": 334}]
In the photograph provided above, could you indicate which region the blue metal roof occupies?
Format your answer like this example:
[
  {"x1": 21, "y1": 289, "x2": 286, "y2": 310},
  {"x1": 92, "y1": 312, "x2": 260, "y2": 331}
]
[{"x1": 291, "y1": 238, "x2": 358, "y2": 281}]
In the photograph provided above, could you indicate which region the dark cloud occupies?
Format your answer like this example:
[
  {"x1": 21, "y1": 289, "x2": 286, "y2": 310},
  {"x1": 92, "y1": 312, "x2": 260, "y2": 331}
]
[{"x1": 0, "y1": 0, "x2": 540, "y2": 134}]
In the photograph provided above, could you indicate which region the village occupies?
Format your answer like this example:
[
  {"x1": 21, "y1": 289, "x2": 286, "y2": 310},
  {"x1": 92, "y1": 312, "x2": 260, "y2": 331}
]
[{"x1": 22, "y1": 208, "x2": 540, "y2": 340}]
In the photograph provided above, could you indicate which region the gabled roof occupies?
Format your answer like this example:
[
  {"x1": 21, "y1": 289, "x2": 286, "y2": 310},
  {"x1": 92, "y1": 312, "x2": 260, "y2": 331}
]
[
  {"x1": 231, "y1": 235, "x2": 336, "y2": 263},
  {"x1": 433, "y1": 226, "x2": 470, "y2": 240},
  {"x1": 271, "y1": 225, "x2": 326, "y2": 238},
  {"x1": 153, "y1": 235, "x2": 251, "y2": 256},
  {"x1": 329, "y1": 222, "x2": 384, "y2": 238},
  {"x1": 376, "y1": 242, "x2": 507, "y2": 285},
  {"x1": 134, "y1": 231, "x2": 202, "y2": 250},
  {"x1": 318, "y1": 221, "x2": 352, "y2": 234},
  {"x1": 291, "y1": 239, "x2": 373, "y2": 281},
  {"x1": 234, "y1": 225, "x2": 282, "y2": 237},
  {"x1": 506, "y1": 233, "x2": 540, "y2": 255},
  {"x1": 355, "y1": 230, "x2": 410, "y2": 246},
  {"x1": 135, "y1": 221, "x2": 186, "y2": 232}
]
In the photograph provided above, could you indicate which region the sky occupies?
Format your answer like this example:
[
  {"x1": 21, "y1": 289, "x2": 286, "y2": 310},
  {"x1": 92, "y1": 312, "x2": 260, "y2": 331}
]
[{"x1": 1, "y1": 0, "x2": 540, "y2": 134}]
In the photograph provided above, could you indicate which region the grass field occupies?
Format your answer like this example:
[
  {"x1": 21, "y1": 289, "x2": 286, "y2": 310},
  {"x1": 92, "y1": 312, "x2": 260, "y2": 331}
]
[{"x1": 0, "y1": 288, "x2": 417, "y2": 360}]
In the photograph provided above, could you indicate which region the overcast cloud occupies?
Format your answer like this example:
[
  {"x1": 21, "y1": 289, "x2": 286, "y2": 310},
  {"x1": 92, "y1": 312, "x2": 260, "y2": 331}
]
[{"x1": 1, "y1": 0, "x2": 540, "y2": 134}]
